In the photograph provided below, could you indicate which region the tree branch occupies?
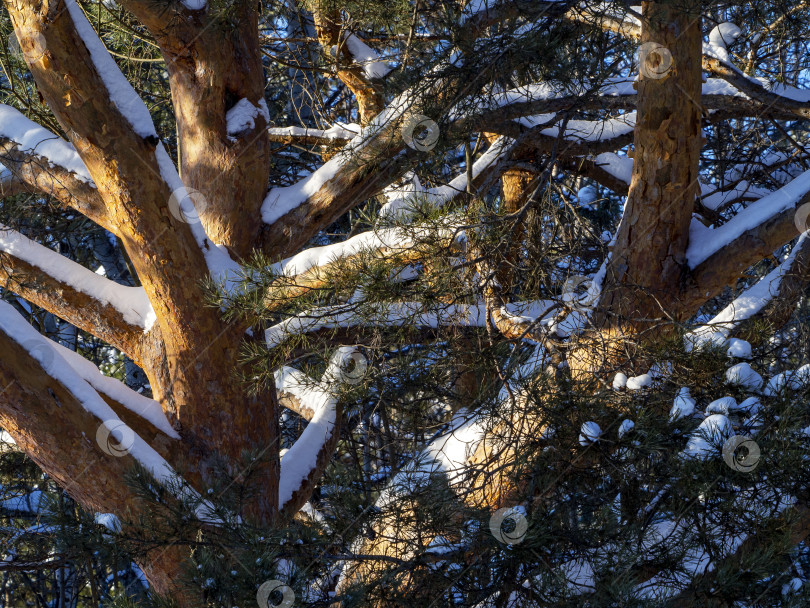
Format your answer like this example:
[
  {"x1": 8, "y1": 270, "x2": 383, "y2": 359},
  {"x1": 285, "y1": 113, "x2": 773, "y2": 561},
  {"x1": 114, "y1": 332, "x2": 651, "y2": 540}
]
[
  {"x1": 0, "y1": 225, "x2": 154, "y2": 364},
  {"x1": 311, "y1": 6, "x2": 386, "y2": 124}
]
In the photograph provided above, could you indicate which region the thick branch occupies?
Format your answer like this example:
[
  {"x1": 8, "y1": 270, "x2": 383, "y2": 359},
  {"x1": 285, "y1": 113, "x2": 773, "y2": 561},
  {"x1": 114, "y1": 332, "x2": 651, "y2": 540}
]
[
  {"x1": 0, "y1": 225, "x2": 154, "y2": 363},
  {"x1": 119, "y1": 0, "x2": 271, "y2": 259},
  {"x1": 686, "y1": 177, "x2": 810, "y2": 312},
  {"x1": 7, "y1": 0, "x2": 279, "y2": 522},
  {"x1": 0, "y1": 170, "x2": 31, "y2": 198},
  {"x1": 0, "y1": 104, "x2": 108, "y2": 230},
  {"x1": 0, "y1": 303, "x2": 185, "y2": 594},
  {"x1": 595, "y1": 0, "x2": 703, "y2": 329}
]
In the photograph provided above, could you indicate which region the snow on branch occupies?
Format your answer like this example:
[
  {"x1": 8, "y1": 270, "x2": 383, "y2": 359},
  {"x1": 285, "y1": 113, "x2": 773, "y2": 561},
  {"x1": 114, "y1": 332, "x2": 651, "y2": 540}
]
[
  {"x1": 380, "y1": 136, "x2": 513, "y2": 217},
  {"x1": 0, "y1": 225, "x2": 156, "y2": 331},
  {"x1": 264, "y1": 136, "x2": 510, "y2": 293},
  {"x1": 50, "y1": 341, "x2": 178, "y2": 438},
  {"x1": 686, "y1": 168, "x2": 810, "y2": 268},
  {"x1": 342, "y1": 33, "x2": 391, "y2": 80},
  {"x1": 450, "y1": 78, "x2": 637, "y2": 123},
  {"x1": 515, "y1": 111, "x2": 635, "y2": 144},
  {"x1": 0, "y1": 105, "x2": 93, "y2": 183},
  {"x1": 61, "y1": 0, "x2": 241, "y2": 285},
  {"x1": 265, "y1": 299, "x2": 560, "y2": 348},
  {"x1": 703, "y1": 56, "x2": 810, "y2": 120},
  {"x1": 259, "y1": 54, "x2": 513, "y2": 247},
  {"x1": 699, "y1": 180, "x2": 773, "y2": 213},
  {"x1": 265, "y1": 302, "x2": 489, "y2": 348},
  {"x1": 260, "y1": 85, "x2": 420, "y2": 226},
  {"x1": 277, "y1": 350, "x2": 352, "y2": 512},
  {"x1": 561, "y1": 11, "x2": 810, "y2": 119},
  {"x1": 334, "y1": 346, "x2": 549, "y2": 592},
  {"x1": 685, "y1": 234, "x2": 809, "y2": 350},
  {"x1": 0, "y1": 300, "x2": 179, "y2": 487},
  {"x1": 334, "y1": 409, "x2": 487, "y2": 591},
  {"x1": 154, "y1": 147, "x2": 242, "y2": 286},
  {"x1": 65, "y1": 0, "x2": 156, "y2": 139},
  {"x1": 275, "y1": 366, "x2": 321, "y2": 421},
  {"x1": 590, "y1": 152, "x2": 633, "y2": 185},
  {"x1": 267, "y1": 123, "x2": 361, "y2": 145}
]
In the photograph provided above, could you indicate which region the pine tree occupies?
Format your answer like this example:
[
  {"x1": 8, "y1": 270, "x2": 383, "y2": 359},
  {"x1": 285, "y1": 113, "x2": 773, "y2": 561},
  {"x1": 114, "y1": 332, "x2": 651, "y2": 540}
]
[{"x1": 0, "y1": 0, "x2": 809, "y2": 606}]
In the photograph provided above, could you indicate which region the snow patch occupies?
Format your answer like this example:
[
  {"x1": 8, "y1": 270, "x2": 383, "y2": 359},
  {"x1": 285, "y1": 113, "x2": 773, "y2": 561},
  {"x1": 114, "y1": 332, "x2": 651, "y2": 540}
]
[
  {"x1": 225, "y1": 98, "x2": 268, "y2": 140},
  {"x1": 579, "y1": 421, "x2": 601, "y2": 446},
  {"x1": 684, "y1": 414, "x2": 732, "y2": 460},
  {"x1": 705, "y1": 396, "x2": 737, "y2": 416},
  {"x1": 343, "y1": 34, "x2": 391, "y2": 79},
  {"x1": 725, "y1": 362, "x2": 763, "y2": 390},
  {"x1": 726, "y1": 338, "x2": 752, "y2": 359},
  {"x1": 626, "y1": 373, "x2": 651, "y2": 391},
  {"x1": 670, "y1": 388, "x2": 696, "y2": 421}
]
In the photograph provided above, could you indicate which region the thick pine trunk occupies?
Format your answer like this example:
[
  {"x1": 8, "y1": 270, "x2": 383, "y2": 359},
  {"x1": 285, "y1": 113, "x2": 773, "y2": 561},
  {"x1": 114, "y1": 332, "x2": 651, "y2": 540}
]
[
  {"x1": 573, "y1": 0, "x2": 703, "y2": 373},
  {"x1": 2, "y1": 2, "x2": 282, "y2": 596},
  {"x1": 595, "y1": 0, "x2": 702, "y2": 328}
]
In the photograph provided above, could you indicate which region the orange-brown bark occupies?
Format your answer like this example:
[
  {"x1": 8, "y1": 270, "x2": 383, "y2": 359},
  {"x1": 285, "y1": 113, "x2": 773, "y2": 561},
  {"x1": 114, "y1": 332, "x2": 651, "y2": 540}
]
[
  {"x1": 120, "y1": 0, "x2": 271, "y2": 260},
  {"x1": 0, "y1": 251, "x2": 150, "y2": 364},
  {"x1": 312, "y1": 6, "x2": 385, "y2": 124},
  {"x1": 594, "y1": 0, "x2": 703, "y2": 333},
  {"x1": 1, "y1": 0, "x2": 810, "y2": 603},
  {"x1": 0, "y1": 138, "x2": 109, "y2": 231},
  {"x1": 6, "y1": 0, "x2": 279, "y2": 549},
  {"x1": 0, "y1": 329, "x2": 187, "y2": 596}
]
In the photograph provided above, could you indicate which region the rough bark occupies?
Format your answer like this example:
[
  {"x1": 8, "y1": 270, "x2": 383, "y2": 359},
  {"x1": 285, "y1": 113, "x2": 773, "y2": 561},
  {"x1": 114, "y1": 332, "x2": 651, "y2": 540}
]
[
  {"x1": 0, "y1": 251, "x2": 149, "y2": 363},
  {"x1": 1, "y1": 0, "x2": 809, "y2": 603},
  {"x1": 594, "y1": 0, "x2": 703, "y2": 332},
  {"x1": 0, "y1": 329, "x2": 187, "y2": 596},
  {"x1": 312, "y1": 6, "x2": 385, "y2": 124},
  {"x1": 6, "y1": 0, "x2": 279, "y2": 557},
  {"x1": 119, "y1": 0, "x2": 271, "y2": 260}
]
